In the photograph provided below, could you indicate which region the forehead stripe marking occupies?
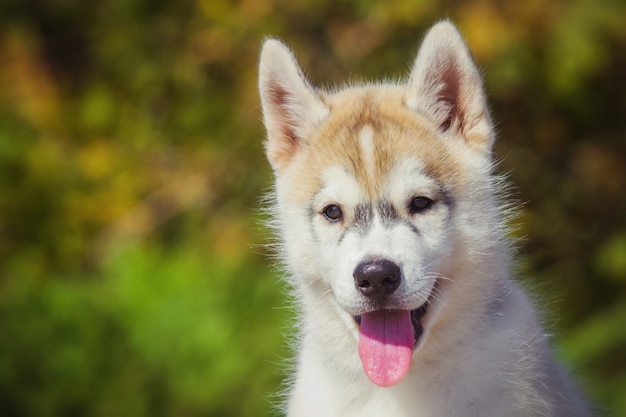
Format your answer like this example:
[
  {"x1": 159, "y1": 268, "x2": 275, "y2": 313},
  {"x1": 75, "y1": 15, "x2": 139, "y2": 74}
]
[{"x1": 358, "y1": 124, "x2": 376, "y2": 183}]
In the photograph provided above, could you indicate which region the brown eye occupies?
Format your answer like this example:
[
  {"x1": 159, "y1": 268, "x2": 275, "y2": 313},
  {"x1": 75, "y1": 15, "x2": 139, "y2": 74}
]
[
  {"x1": 409, "y1": 197, "x2": 433, "y2": 213},
  {"x1": 322, "y1": 204, "x2": 343, "y2": 222}
]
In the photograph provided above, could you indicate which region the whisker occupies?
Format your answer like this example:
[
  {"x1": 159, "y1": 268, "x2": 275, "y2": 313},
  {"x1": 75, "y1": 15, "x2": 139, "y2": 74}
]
[{"x1": 421, "y1": 253, "x2": 453, "y2": 271}]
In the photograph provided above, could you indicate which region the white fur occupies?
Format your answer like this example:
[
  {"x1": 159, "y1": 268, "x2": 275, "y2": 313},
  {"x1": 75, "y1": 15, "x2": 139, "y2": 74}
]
[
  {"x1": 259, "y1": 21, "x2": 592, "y2": 417},
  {"x1": 358, "y1": 125, "x2": 377, "y2": 180}
]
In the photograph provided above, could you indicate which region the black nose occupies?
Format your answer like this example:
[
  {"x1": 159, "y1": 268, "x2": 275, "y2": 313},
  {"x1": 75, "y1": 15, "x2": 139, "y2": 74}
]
[{"x1": 353, "y1": 259, "x2": 401, "y2": 298}]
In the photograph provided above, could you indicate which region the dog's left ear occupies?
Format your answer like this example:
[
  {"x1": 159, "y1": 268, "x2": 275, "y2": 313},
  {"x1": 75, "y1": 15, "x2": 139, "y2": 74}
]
[
  {"x1": 406, "y1": 21, "x2": 494, "y2": 155},
  {"x1": 259, "y1": 39, "x2": 329, "y2": 172}
]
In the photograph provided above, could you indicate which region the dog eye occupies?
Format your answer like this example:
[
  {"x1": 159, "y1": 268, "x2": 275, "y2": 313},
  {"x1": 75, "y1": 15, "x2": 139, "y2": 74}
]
[
  {"x1": 409, "y1": 196, "x2": 433, "y2": 213},
  {"x1": 322, "y1": 204, "x2": 343, "y2": 222}
]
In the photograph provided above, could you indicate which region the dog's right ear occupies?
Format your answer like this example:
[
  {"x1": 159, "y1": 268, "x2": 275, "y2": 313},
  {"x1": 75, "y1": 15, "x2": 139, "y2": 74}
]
[{"x1": 259, "y1": 39, "x2": 329, "y2": 172}]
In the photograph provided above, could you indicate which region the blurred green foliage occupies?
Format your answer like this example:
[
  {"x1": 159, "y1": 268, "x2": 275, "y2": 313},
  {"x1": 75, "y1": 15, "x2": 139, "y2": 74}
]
[{"x1": 0, "y1": 0, "x2": 624, "y2": 416}]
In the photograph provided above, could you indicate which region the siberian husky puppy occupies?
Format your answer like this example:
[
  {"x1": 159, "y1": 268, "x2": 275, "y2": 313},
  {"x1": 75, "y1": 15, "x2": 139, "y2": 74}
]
[{"x1": 258, "y1": 21, "x2": 592, "y2": 417}]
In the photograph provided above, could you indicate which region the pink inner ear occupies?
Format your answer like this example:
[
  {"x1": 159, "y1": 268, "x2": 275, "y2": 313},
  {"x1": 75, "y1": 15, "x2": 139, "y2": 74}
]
[
  {"x1": 268, "y1": 81, "x2": 299, "y2": 145},
  {"x1": 435, "y1": 59, "x2": 461, "y2": 133},
  {"x1": 265, "y1": 80, "x2": 301, "y2": 171},
  {"x1": 406, "y1": 22, "x2": 494, "y2": 154}
]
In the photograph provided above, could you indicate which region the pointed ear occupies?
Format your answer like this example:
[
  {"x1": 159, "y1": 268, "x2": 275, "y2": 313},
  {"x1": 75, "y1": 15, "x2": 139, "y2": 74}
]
[
  {"x1": 258, "y1": 39, "x2": 329, "y2": 172},
  {"x1": 406, "y1": 21, "x2": 494, "y2": 155}
]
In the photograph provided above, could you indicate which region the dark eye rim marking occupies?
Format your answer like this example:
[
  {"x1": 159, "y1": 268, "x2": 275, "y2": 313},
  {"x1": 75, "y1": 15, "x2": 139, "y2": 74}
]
[
  {"x1": 409, "y1": 196, "x2": 434, "y2": 214},
  {"x1": 322, "y1": 204, "x2": 343, "y2": 222}
]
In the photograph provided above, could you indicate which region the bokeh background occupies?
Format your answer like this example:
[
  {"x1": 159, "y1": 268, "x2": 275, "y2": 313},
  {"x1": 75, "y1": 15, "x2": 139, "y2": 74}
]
[{"x1": 0, "y1": 0, "x2": 624, "y2": 416}]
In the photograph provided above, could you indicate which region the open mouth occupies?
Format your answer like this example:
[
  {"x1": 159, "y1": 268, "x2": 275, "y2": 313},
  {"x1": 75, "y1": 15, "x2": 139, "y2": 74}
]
[
  {"x1": 353, "y1": 302, "x2": 429, "y2": 346},
  {"x1": 350, "y1": 284, "x2": 437, "y2": 388}
]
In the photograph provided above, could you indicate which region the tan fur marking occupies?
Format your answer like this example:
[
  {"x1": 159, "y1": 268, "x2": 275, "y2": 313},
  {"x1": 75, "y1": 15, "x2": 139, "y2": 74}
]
[{"x1": 286, "y1": 86, "x2": 457, "y2": 202}]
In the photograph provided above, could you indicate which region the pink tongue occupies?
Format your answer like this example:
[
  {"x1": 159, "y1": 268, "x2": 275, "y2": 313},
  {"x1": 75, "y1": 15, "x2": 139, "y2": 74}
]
[{"x1": 358, "y1": 309, "x2": 414, "y2": 387}]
